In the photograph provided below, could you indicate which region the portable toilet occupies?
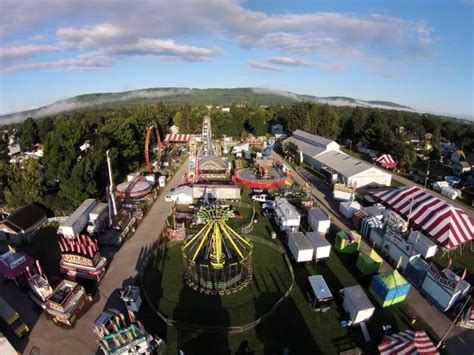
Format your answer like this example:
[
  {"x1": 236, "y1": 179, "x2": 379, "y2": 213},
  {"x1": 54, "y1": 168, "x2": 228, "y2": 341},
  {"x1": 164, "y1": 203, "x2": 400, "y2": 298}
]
[
  {"x1": 369, "y1": 270, "x2": 411, "y2": 307},
  {"x1": 335, "y1": 231, "x2": 361, "y2": 254},
  {"x1": 356, "y1": 249, "x2": 383, "y2": 275},
  {"x1": 121, "y1": 285, "x2": 142, "y2": 312},
  {"x1": 158, "y1": 175, "x2": 166, "y2": 188},
  {"x1": 307, "y1": 275, "x2": 333, "y2": 312}
]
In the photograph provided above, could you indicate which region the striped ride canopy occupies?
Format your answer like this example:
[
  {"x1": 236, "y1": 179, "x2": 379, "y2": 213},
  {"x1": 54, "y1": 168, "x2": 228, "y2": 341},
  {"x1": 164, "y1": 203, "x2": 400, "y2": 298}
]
[
  {"x1": 374, "y1": 154, "x2": 398, "y2": 168},
  {"x1": 378, "y1": 329, "x2": 438, "y2": 355},
  {"x1": 372, "y1": 186, "x2": 474, "y2": 249},
  {"x1": 164, "y1": 134, "x2": 191, "y2": 142}
]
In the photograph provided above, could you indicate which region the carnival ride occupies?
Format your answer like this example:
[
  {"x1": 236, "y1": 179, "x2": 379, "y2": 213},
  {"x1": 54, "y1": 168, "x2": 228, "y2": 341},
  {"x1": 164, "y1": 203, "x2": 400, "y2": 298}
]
[
  {"x1": 95, "y1": 310, "x2": 164, "y2": 354},
  {"x1": 194, "y1": 116, "x2": 228, "y2": 182},
  {"x1": 58, "y1": 235, "x2": 107, "y2": 282},
  {"x1": 144, "y1": 123, "x2": 162, "y2": 174},
  {"x1": 181, "y1": 206, "x2": 253, "y2": 295}
]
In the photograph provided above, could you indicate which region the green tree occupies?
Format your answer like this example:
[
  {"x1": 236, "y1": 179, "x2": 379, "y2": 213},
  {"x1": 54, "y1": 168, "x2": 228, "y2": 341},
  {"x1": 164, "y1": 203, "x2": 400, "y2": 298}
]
[
  {"x1": 351, "y1": 107, "x2": 367, "y2": 139},
  {"x1": 0, "y1": 134, "x2": 8, "y2": 163},
  {"x1": 19, "y1": 117, "x2": 39, "y2": 151},
  {"x1": 37, "y1": 116, "x2": 55, "y2": 143},
  {"x1": 4, "y1": 158, "x2": 45, "y2": 209},
  {"x1": 248, "y1": 109, "x2": 267, "y2": 136}
]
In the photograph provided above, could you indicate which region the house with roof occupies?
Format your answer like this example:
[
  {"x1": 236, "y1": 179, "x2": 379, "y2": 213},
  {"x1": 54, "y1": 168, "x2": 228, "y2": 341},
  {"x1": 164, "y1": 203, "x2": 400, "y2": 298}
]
[
  {"x1": 285, "y1": 130, "x2": 391, "y2": 188},
  {"x1": 0, "y1": 204, "x2": 48, "y2": 245}
]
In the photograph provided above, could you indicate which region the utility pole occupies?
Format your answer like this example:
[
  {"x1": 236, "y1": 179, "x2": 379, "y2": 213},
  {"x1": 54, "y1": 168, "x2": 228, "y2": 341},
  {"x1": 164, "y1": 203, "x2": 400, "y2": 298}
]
[
  {"x1": 436, "y1": 295, "x2": 471, "y2": 349},
  {"x1": 424, "y1": 160, "x2": 431, "y2": 189}
]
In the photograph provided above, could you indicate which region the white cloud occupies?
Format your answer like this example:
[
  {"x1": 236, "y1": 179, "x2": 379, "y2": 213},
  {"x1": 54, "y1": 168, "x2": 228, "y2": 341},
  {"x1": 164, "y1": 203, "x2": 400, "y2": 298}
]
[
  {"x1": 2, "y1": 53, "x2": 115, "y2": 72},
  {"x1": 248, "y1": 60, "x2": 287, "y2": 72},
  {"x1": 0, "y1": 0, "x2": 434, "y2": 75},
  {"x1": 0, "y1": 88, "x2": 194, "y2": 123},
  {"x1": 0, "y1": 44, "x2": 58, "y2": 62},
  {"x1": 268, "y1": 56, "x2": 343, "y2": 71}
]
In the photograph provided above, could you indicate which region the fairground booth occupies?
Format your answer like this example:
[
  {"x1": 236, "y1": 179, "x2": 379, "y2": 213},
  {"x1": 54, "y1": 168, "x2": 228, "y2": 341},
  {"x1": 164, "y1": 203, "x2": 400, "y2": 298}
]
[
  {"x1": 356, "y1": 249, "x2": 383, "y2": 275},
  {"x1": 369, "y1": 269, "x2": 411, "y2": 307},
  {"x1": 335, "y1": 230, "x2": 361, "y2": 254}
]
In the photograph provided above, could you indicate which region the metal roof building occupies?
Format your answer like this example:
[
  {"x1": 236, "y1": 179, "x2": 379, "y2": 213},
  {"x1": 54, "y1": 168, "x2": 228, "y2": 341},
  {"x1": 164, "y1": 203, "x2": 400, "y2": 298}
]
[{"x1": 286, "y1": 130, "x2": 391, "y2": 188}]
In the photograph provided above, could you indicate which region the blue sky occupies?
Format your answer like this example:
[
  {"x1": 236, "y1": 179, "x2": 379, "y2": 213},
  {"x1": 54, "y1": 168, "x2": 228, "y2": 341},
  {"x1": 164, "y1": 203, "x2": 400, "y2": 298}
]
[{"x1": 0, "y1": 0, "x2": 472, "y2": 119}]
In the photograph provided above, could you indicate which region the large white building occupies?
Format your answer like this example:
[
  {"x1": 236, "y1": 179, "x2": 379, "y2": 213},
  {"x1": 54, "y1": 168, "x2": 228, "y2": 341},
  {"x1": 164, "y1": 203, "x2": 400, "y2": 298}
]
[{"x1": 285, "y1": 130, "x2": 391, "y2": 188}]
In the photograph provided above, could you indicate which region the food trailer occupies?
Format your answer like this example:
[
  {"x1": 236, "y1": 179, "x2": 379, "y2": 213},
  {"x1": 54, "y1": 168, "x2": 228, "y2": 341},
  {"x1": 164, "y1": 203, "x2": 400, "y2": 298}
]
[{"x1": 307, "y1": 275, "x2": 333, "y2": 312}]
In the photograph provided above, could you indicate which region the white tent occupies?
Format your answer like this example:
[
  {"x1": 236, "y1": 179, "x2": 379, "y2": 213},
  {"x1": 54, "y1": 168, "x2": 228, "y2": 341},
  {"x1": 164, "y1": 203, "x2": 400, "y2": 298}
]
[
  {"x1": 339, "y1": 201, "x2": 362, "y2": 219},
  {"x1": 170, "y1": 186, "x2": 193, "y2": 204}
]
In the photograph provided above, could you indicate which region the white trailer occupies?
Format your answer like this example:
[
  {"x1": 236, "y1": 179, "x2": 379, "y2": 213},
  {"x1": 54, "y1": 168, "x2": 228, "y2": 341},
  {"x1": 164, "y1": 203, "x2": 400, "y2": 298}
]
[
  {"x1": 231, "y1": 142, "x2": 249, "y2": 154},
  {"x1": 87, "y1": 203, "x2": 109, "y2": 234},
  {"x1": 59, "y1": 199, "x2": 97, "y2": 237},
  {"x1": 287, "y1": 232, "x2": 314, "y2": 262},
  {"x1": 274, "y1": 197, "x2": 301, "y2": 232},
  {"x1": 340, "y1": 285, "x2": 375, "y2": 325},
  {"x1": 307, "y1": 208, "x2": 330, "y2": 235},
  {"x1": 407, "y1": 230, "x2": 437, "y2": 259},
  {"x1": 306, "y1": 232, "x2": 331, "y2": 261}
]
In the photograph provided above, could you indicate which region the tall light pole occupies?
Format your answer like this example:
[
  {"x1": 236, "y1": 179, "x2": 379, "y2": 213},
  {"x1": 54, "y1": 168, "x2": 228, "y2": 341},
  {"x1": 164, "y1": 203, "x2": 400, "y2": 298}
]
[{"x1": 424, "y1": 159, "x2": 431, "y2": 189}]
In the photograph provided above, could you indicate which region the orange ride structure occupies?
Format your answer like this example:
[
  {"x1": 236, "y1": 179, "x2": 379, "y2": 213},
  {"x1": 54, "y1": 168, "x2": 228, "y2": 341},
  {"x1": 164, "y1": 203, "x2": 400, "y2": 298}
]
[
  {"x1": 144, "y1": 123, "x2": 161, "y2": 173},
  {"x1": 181, "y1": 206, "x2": 253, "y2": 295}
]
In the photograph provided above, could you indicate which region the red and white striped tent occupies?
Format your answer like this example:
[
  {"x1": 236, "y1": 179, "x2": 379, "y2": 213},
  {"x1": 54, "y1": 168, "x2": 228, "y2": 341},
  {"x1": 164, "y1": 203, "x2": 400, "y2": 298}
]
[
  {"x1": 378, "y1": 329, "x2": 438, "y2": 355},
  {"x1": 372, "y1": 186, "x2": 474, "y2": 249},
  {"x1": 164, "y1": 134, "x2": 191, "y2": 143},
  {"x1": 373, "y1": 154, "x2": 398, "y2": 168}
]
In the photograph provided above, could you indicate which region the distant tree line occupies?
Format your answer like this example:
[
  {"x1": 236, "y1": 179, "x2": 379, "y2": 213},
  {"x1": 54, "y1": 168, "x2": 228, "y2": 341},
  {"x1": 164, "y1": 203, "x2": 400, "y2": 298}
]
[{"x1": 0, "y1": 100, "x2": 472, "y2": 212}]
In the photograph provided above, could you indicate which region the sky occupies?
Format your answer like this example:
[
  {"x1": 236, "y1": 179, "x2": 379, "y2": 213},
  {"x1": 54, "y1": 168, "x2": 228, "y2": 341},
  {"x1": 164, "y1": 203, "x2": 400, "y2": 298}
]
[{"x1": 0, "y1": 0, "x2": 473, "y2": 119}]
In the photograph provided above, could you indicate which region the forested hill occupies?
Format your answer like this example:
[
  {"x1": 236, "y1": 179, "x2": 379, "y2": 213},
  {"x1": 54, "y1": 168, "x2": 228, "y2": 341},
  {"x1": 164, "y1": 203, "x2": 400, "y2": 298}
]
[{"x1": 1, "y1": 87, "x2": 416, "y2": 124}]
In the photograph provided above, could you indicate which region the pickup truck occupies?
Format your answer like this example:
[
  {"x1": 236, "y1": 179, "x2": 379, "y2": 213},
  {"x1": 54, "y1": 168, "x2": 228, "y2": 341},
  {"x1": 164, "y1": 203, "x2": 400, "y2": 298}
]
[{"x1": 0, "y1": 297, "x2": 29, "y2": 337}]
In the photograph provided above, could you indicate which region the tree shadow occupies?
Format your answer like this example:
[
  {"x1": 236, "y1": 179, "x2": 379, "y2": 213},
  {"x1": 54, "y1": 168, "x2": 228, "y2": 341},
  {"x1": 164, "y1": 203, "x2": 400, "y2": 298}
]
[
  {"x1": 173, "y1": 287, "x2": 230, "y2": 355},
  {"x1": 253, "y1": 269, "x2": 322, "y2": 355}
]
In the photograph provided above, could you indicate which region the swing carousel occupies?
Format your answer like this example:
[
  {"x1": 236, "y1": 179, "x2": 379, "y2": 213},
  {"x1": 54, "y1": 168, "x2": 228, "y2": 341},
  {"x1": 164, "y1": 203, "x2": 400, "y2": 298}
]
[{"x1": 182, "y1": 206, "x2": 253, "y2": 295}]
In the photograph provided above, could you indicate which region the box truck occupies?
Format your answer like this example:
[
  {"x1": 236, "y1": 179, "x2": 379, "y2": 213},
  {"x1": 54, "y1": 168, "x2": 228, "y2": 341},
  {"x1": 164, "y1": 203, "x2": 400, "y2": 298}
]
[{"x1": 58, "y1": 199, "x2": 97, "y2": 237}]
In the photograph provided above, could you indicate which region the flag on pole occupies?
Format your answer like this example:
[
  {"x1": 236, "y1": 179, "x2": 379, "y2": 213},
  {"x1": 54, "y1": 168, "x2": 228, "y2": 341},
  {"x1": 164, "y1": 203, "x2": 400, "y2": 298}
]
[
  {"x1": 447, "y1": 258, "x2": 453, "y2": 269},
  {"x1": 461, "y1": 268, "x2": 467, "y2": 280}
]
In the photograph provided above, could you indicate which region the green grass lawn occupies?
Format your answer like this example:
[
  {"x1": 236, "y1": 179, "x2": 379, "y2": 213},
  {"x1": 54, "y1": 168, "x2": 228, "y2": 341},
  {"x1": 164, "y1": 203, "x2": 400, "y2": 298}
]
[
  {"x1": 139, "y1": 198, "x2": 441, "y2": 354},
  {"x1": 142, "y1": 242, "x2": 293, "y2": 327}
]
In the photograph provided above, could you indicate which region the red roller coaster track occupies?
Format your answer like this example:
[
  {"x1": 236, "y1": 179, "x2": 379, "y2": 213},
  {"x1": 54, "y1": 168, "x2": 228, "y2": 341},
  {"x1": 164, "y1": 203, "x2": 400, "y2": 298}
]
[{"x1": 145, "y1": 124, "x2": 161, "y2": 173}]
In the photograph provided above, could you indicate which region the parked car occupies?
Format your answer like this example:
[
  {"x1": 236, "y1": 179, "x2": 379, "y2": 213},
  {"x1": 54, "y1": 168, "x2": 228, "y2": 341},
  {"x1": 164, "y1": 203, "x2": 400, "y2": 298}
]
[
  {"x1": 262, "y1": 201, "x2": 276, "y2": 210},
  {"x1": 252, "y1": 194, "x2": 270, "y2": 202}
]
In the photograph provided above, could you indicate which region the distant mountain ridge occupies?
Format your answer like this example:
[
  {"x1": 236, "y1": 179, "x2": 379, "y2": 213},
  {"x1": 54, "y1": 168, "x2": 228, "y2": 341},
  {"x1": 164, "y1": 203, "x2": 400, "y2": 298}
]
[{"x1": 1, "y1": 87, "x2": 416, "y2": 125}]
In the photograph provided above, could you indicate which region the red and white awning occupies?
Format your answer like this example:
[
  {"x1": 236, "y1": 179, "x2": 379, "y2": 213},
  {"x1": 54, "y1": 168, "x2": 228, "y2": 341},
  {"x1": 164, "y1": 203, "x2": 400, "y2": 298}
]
[
  {"x1": 164, "y1": 134, "x2": 191, "y2": 142},
  {"x1": 372, "y1": 186, "x2": 474, "y2": 249},
  {"x1": 374, "y1": 154, "x2": 398, "y2": 168},
  {"x1": 378, "y1": 329, "x2": 438, "y2": 355}
]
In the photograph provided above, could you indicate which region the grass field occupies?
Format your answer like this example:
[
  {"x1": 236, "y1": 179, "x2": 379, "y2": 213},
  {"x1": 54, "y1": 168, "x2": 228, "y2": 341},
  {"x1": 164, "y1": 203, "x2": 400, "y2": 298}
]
[
  {"x1": 138, "y1": 196, "x2": 441, "y2": 354},
  {"x1": 142, "y1": 242, "x2": 293, "y2": 327}
]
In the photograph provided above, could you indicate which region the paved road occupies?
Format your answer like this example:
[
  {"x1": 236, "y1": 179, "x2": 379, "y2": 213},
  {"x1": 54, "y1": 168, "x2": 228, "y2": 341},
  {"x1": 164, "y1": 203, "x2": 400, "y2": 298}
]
[
  {"x1": 18, "y1": 158, "x2": 189, "y2": 355},
  {"x1": 272, "y1": 151, "x2": 473, "y2": 353}
]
